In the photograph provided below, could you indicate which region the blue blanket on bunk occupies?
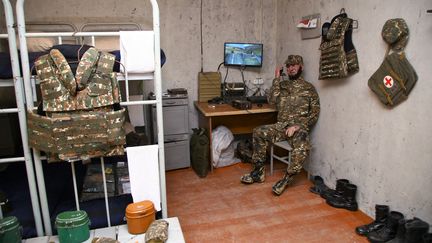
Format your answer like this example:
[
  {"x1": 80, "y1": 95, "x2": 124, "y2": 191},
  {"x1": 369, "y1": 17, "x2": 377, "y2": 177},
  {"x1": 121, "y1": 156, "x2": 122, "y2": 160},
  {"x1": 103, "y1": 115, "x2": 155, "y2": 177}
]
[{"x1": 0, "y1": 44, "x2": 166, "y2": 79}]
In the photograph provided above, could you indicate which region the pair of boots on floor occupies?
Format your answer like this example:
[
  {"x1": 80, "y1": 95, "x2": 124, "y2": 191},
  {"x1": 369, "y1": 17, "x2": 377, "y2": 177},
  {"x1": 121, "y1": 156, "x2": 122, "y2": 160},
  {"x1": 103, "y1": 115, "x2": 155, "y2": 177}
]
[
  {"x1": 240, "y1": 163, "x2": 294, "y2": 196},
  {"x1": 356, "y1": 204, "x2": 431, "y2": 243},
  {"x1": 309, "y1": 176, "x2": 358, "y2": 211}
]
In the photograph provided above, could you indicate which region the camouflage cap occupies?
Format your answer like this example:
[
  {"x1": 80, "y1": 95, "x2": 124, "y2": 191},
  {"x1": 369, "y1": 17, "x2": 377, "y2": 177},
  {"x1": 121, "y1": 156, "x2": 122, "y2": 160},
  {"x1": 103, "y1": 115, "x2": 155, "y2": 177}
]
[
  {"x1": 382, "y1": 18, "x2": 409, "y2": 51},
  {"x1": 284, "y1": 55, "x2": 303, "y2": 66}
]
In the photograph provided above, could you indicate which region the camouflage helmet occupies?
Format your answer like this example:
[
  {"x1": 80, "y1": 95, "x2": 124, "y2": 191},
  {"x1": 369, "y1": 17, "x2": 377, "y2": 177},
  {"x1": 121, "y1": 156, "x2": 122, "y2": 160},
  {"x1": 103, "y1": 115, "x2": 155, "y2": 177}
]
[
  {"x1": 382, "y1": 18, "x2": 409, "y2": 51},
  {"x1": 284, "y1": 55, "x2": 303, "y2": 66}
]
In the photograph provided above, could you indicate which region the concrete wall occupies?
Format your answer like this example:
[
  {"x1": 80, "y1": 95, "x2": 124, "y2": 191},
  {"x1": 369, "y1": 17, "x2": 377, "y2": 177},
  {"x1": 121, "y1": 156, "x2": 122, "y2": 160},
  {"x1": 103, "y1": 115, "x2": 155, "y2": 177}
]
[
  {"x1": 1, "y1": 0, "x2": 431, "y2": 223},
  {"x1": 276, "y1": 0, "x2": 432, "y2": 222}
]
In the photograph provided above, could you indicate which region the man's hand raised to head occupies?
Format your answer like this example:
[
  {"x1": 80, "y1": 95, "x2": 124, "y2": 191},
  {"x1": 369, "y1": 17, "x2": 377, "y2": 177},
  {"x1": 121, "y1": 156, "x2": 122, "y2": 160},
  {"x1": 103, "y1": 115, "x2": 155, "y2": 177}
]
[
  {"x1": 285, "y1": 125, "x2": 300, "y2": 137},
  {"x1": 275, "y1": 65, "x2": 283, "y2": 78}
]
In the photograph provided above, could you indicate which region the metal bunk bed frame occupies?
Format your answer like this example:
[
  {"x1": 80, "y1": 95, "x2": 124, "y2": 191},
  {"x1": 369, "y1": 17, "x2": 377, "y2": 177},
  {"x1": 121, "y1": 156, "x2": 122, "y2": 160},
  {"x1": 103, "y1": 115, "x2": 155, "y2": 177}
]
[
  {"x1": 10, "y1": 0, "x2": 166, "y2": 236},
  {"x1": 0, "y1": 0, "x2": 44, "y2": 236}
]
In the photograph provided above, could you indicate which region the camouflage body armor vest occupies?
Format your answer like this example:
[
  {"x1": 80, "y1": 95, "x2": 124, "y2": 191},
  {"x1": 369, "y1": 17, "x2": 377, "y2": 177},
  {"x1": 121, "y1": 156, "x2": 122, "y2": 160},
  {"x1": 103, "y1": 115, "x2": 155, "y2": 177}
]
[
  {"x1": 319, "y1": 13, "x2": 359, "y2": 80},
  {"x1": 27, "y1": 47, "x2": 126, "y2": 161}
]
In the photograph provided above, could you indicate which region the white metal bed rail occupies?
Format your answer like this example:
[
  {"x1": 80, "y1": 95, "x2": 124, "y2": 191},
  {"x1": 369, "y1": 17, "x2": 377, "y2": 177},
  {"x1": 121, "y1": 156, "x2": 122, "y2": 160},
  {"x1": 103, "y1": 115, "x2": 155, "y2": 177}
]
[{"x1": 1, "y1": 0, "x2": 44, "y2": 236}]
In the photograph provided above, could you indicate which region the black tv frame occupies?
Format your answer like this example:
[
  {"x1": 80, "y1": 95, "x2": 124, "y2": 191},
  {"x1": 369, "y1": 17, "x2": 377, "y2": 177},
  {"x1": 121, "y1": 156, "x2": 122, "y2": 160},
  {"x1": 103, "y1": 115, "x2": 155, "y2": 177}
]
[{"x1": 223, "y1": 42, "x2": 263, "y2": 68}]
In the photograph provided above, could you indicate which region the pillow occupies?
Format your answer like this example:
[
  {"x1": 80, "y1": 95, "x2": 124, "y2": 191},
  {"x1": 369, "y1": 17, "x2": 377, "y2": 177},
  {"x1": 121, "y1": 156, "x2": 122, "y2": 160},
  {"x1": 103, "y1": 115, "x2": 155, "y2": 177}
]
[
  {"x1": 17, "y1": 37, "x2": 55, "y2": 52},
  {"x1": 83, "y1": 37, "x2": 119, "y2": 52}
]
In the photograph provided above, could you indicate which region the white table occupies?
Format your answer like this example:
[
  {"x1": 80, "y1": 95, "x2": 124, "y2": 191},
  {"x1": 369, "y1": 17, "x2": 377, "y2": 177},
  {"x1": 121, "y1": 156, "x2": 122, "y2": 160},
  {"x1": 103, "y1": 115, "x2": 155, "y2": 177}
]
[{"x1": 23, "y1": 217, "x2": 185, "y2": 243}]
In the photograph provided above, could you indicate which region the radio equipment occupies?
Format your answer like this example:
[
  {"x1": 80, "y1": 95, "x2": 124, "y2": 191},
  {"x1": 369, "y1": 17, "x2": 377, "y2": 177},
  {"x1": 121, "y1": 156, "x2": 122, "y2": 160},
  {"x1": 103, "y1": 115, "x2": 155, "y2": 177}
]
[{"x1": 231, "y1": 99, "x2": 252, "y2": 110}]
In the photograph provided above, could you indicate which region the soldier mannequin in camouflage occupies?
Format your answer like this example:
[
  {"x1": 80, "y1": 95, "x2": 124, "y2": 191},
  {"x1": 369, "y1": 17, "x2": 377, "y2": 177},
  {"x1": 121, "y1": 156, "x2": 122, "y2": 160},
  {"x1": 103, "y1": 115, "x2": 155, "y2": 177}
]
[{"x1": 240, "y1": 55, "x2": 320, "y2": 196}]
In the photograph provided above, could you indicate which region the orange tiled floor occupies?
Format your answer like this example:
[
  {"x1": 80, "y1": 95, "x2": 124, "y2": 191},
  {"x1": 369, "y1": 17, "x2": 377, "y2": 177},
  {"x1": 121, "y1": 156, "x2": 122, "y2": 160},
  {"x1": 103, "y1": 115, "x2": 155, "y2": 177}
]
[{"x1": 166, "y1": 162, "x2": 371, "y2": 243}]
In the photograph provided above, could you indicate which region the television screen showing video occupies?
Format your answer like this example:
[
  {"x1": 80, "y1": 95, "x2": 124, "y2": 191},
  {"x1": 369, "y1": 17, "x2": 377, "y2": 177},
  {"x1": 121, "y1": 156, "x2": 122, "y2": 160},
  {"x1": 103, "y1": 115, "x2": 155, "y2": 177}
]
[{"x1": 224, "y1": 42, "x2": 263, "y2": 67}]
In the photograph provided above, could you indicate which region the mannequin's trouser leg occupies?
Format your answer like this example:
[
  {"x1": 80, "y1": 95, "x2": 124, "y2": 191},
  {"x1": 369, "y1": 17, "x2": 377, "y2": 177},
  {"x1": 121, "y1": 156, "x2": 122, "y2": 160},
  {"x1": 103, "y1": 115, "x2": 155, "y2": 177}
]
[
  {"x1": 241, "y1": 124, "x2": 285, "y2": 184},
  {"x1": 272, "y1": 131, "x2": 311, "y2": 195}
]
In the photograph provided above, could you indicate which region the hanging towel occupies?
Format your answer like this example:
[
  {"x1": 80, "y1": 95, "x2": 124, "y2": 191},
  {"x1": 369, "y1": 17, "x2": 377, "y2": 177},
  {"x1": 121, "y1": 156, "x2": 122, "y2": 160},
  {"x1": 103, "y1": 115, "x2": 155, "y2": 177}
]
[
  {"x1": 120, "y1": 31, "x2": 155, "y2": 73},
  {"x1": 126, "y1": 145, "x2": 161, "y2": 211}
]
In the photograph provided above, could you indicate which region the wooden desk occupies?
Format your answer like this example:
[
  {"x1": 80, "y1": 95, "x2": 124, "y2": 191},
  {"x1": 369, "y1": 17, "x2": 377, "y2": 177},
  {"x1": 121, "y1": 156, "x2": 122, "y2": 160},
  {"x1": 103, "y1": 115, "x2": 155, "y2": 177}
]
[{"x1": 194, "y1": 101, "x2": 277, "y2": 169}]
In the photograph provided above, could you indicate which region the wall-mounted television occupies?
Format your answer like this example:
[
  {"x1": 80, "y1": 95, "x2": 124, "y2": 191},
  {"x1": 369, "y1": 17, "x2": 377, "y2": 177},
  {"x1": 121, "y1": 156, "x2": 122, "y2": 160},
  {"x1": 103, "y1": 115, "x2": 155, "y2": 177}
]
[{"x1": 224, "y1": 42, "x2": 263, "y2": 68}]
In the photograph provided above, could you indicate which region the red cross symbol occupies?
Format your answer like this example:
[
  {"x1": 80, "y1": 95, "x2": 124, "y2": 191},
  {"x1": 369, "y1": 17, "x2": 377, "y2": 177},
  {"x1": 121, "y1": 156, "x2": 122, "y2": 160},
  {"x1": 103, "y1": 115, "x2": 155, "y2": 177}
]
[{"x1": 383, "y1": 75, "x2": 394, "y2": 88}]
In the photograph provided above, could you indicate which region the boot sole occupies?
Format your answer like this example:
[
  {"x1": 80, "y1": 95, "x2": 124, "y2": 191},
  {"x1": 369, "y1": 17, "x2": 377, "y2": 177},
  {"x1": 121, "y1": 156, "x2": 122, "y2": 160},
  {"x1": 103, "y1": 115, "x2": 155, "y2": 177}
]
[
  {"x1": 327, "y1": 203, "x2": 358, "y2": 211},
  {"x1": 272, "y1": 190, "x2": 283, "y2": 196},
  {"x1": 240, "y1": 179, "x2": 265, "y2": 184}
]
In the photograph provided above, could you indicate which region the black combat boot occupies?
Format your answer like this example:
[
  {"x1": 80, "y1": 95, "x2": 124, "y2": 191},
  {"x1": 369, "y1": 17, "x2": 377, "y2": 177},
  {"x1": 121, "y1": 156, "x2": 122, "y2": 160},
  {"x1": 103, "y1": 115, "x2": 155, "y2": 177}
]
[
  {"x1": 356, "y1": 204, "x2": 389, "y2": 236},
  {"x1": 423, "y1": 233, "x2": 432, "y2": 243},
  {"x1": 367, "y1": 211, "x2": 404, "y2": 243},
  {"x1": 321, "y1": 179, "x2": 350, "y2": 200},
  {"x1": 309, "y1": 175, "x2": 331, "y2": 196},
  {"x1": 326, "y1": 183, "x2": 358, "y2": 211},
  {"x1": 387, "y1": 219, "x2": 406, "y2": 243},
  {"x1": 240, "y1": 162, "x2": 265, "y2": 184},
  {"x1": 403, "y1": 217, "x2": 430, "y2": 243},
  {"x1": 272, "y1": 173, "x2": 294, "y2": 196}
]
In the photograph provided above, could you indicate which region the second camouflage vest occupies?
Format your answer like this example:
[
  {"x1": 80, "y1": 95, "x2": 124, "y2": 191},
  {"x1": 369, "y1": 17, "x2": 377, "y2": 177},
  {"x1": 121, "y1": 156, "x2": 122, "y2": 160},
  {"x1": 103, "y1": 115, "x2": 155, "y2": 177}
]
[{"x1": 319, "y1": 13, "x2": 359, "y2": 80}]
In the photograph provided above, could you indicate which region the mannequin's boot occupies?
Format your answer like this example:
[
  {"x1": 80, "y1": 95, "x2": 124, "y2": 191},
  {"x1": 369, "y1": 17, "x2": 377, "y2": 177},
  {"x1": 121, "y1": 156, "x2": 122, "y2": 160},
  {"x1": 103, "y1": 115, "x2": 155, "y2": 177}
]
[
  {"x1": 309, "y1": 176, "x2": 331, "y2": 196},
  {"x1": 356, "y1": 204, "x2": 389, "y2": 236},
  {"x1": 367, "y1": 211, "x2": 404, "y2": 243},
  {"x1": 321, "y1": 179, "x2": 350, "y2": 200},
  {"x1": 387, "y1": 219, "x2": 406, "y2": 243},
  {"x1": 240, "y1": 162, "x2": 265, "y2": 184},
  {"x1": 423, "y1": 233, "x2": 432, "y2": 243},
  {"x1": 404, "y1": 217, "x2": 430, "y2": 243},
  {"x1": 326, "y1": 183, "x2": 358, "y2": 211},
  {"x1": 272, "y1": 173, "x2": 295, "y2": 196}
]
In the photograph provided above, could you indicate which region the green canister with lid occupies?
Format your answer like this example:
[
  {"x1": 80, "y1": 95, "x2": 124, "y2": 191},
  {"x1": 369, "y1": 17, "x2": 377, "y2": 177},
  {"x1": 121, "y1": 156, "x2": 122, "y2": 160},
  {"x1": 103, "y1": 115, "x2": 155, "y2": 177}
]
[
  {"x1": 55, "y1": 210, "x2": 90, "y2": 243},
  {"x1": 0, "y1": 216, "x2": 21, "y2": 243}
]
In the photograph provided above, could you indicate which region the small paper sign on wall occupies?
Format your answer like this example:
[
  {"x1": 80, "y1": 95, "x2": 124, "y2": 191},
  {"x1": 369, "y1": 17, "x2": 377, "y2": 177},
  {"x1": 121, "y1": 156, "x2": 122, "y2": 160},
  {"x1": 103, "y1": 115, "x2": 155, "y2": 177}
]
[{"x1": 298, "y1": 13, "x2": 321, "y2": 40}]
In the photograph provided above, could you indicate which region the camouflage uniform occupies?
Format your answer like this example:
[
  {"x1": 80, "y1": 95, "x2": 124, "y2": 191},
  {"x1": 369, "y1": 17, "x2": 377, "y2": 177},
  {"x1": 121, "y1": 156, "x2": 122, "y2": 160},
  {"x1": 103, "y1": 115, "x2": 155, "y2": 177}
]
[{"x1": 241, "y1": 55, "x2": 320, "y2": 196}]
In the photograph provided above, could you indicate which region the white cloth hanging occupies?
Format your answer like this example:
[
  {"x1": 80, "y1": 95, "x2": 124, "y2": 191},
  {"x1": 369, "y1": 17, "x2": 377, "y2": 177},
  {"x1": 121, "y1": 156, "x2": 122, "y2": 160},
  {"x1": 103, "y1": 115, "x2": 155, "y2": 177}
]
[
  {"x1": 126, "y1": 145, "x2": 161, "y2": 211},
  {"x1": 120, "y1": 31, "x2": 155, "y2": 73}
]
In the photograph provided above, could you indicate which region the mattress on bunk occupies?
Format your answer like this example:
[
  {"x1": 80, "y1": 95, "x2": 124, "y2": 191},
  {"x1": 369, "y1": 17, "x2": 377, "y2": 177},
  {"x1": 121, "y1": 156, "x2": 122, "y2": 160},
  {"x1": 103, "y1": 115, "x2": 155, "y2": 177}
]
[
  {"x1": 0, "y1": 44, "x2": 166, "y2": 79},
  {"x1": 0, "y1": 51, "x2": 46, "y2": 79}
]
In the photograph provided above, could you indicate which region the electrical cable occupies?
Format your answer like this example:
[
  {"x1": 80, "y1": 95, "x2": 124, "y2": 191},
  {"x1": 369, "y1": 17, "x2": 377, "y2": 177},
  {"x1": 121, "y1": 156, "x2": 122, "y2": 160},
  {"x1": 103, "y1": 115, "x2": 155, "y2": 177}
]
[
  {"x1": 217, "y1": 62, "x2": 224, "y2": 72},
  {"x1": 200, "y1": 0, "x2": 203, "y2": 72},
  {"x1": 222, "y1": 66, "x2": 229, "y2": 97},
  {"x1": 240, "y1": 66, "x2": 247, "y2": 97},
  {"x1": 240, "y1": 66, "x2": 246, "y2": 84}
]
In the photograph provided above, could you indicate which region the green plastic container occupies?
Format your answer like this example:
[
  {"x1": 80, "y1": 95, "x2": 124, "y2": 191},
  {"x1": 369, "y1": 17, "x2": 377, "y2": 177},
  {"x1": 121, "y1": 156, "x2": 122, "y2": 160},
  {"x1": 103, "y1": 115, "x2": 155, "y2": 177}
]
[
  {"x1": 0, "y1": 216, "x2": 21, "y2": 243},
  {"x1": 55, "y1": 210, "x2": 90, "y2": 243}
]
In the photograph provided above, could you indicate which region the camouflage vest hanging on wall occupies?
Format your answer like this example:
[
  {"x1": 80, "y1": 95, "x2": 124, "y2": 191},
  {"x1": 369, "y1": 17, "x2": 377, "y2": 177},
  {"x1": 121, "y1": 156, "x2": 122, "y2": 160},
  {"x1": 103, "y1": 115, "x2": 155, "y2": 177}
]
[
  {"x1": 27, "y1": 47, "x2": 126, "y2": 162},
  {"x1": 319, "y1": 13, "x2": 359, "y2": 80},
  {"x1": 368, "y1": 18, "x2": 417, "y2": 107}
]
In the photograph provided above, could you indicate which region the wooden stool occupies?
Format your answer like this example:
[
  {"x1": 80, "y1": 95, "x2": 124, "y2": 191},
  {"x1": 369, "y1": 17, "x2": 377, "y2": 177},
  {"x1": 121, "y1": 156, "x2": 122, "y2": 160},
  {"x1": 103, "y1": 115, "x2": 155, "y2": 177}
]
[{"x1": 270, "y1": 140, "x2": 292, "y2": 175}]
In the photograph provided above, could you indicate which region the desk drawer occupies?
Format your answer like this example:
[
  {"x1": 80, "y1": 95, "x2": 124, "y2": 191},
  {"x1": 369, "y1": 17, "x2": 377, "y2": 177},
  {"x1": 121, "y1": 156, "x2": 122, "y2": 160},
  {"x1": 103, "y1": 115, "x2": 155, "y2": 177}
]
[{"x1": 165, "y1": 139, "x2": 190, "y2": 170}]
